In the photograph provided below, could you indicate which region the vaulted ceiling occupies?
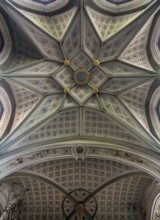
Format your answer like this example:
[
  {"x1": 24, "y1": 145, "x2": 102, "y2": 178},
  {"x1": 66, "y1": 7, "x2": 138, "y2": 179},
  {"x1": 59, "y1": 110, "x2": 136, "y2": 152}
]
[{"x1": 0, "y1": 0, "x2": 160, "y2": 219}]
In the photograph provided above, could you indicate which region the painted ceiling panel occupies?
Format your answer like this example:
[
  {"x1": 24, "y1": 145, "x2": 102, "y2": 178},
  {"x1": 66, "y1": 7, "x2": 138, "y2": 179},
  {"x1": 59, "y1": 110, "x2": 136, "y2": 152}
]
[
  {"x1": 18, "y1": 6, "x2": 77, "y2": 41},
  {"x1": 16, "y1": 93, "x2": 64, "y2": 132},
  {"x1": 22, "y1": 159, "x2": 137, "y2": 191},
  {"x1": 3, "y1": 17, "x2": 42, "y2": 72},
  {"x1": 94, "y1": 176, "x2": 148, "y2": 220},
  {"x1": 7, "y1": 81, "x2": 42, "y2": 131},
  {"x1": 62, "y1": 12, "x2": 81, "y2": 59},
  {"x1": 0, "y1": 0, "x2": 159, "y2": 153},
  {"x1": 119, "y1": 16, "x2": 154, "y2": 70},
  {"x1": 0, "y1": 93, "x2": 64, "y2": 146},
  {"x1": 23, "y1": 23, "x2": 64, "y2": 61},
  {"x1": 53, "y1": 66, "x2": 75, "y2": 88},
  {"x1": 4, "y1": 108, "x2": 80, "y2": 152},
  {"x1": 86, "y1": 6, "x2": 142, "y2": 42},
  {"x1": 119, "y1": 80, "x2": 153, "y2": 132},
  {"x1": 12, "y1": 77, "x2": 62, "y2": 94},
  {"x1": 4, "y1": 5, "x2": 64, "y2": 61},
  {"x1": 84, "y1": 95, "x2": 101, "y2": 109},
  {"x1": 101, "y1": 61, "x2": 152, "y2": 77},
  {"x1": 0, "y1": 0, "x2": 160, "y2": 219},
  {"x1": 82, "y1": 13, "x2": 101, "y2": 59},
  {"x1": 1, "y1": 159, "x2": 149, "y2": 220},
  {"x1": 62, "y1": 95, "x2": 79, "y2": 109},
  {"x1": 7, "y1": 61, "x2": 61, "y2": 76},
  {"x1": 100, "y1": 94, "x2": 136, "y2": 125}
]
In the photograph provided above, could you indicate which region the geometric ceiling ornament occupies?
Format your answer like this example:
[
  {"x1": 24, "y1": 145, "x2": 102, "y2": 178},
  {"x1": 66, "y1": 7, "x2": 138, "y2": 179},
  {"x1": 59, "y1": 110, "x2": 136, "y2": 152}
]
[
  {"x1": 70, "y1": 85, "x2": 93, "y2": 105},
  {"x1": 62, "y1": 189, "x2": 97, "y2": 219},
  {"x1": 100, "y1": 93, "x2": 159, "y2": 149},
  {"x1": 21, "y1": 159, "x2": 137, "y2": 191},
  {"x1": 86, "y1": 6, "x2": 143, "y2": 42},
  {"x1": 92, "y1": 0, "x2": 153, "y2": 13},
  {"x1": 119, "y1": 80, "x2": 154, "y2": 132},
  {"x1": 88, "y1": 67, "x2": 108, "y2": 88},
  {"x1": 12, "y1": 77, "x2": 62, "y2": 94},
  {"x1": 3, "y1": 5, "x2": 64, "y2": 61},
  {"x1": 101, "y1": 61, "x2": 151, "y2": 77},
  {"x1": 100, "y1": 94, "x2": 136, "y2": 126},
  {"x1": 95, "y1": 176, "x2": 149, "y2": 220},
  {"x1": 8, "y1": 61, "x2": 61, "y2": 76},
  {"x1": 62, "y1": 12, "x2": 81, "y2": 59},
  {"x1": 4, "y1": 175, "x2": 65, "y2": 220},
  {"x1": 100, "y1": 76, "x2": 150, "y2": 94},
  {"x1": 62, "y1": 95, "x2": 79, "y2": 109},
  {"x1": 70, "y1": 50, "x2": 93, "y2": 70},
  {"x1": 18, "y1": 6, "x2": 77, "y2": 41},
  {"x1": 0, "y1": 1, "x2": 160, "y2": 219},
  {"x1": 99, "y1": 23, "x2": 142, "y2": 61},
  {"x1": 5, "y1": 108, "x2": 80, "y2": 152},
  {"x1": 84, "y1": 95, "x2": 101, "y2": 110},
  {"x1": 4, "y1": 17, "x2": 42, "y2": 72},
  {"x1": 82, "y1": 13, "x2": 101, "y2": 59},
  {"x1": 81, "y1": 108, "x2": 151, "y2": 150},
  {"x1": 0, "y1": 93, "x2": 64, "y2": 147},
  {"x1": 21, "y1": 159, "x2": 137, "y2": 192},
  {"x1": 119, "y1": 16, "x2": 155, "y2": 70},
  {"x1": 53, "y1": 66, "x2": 75, "y2": 88},
  {"x1": 23, "y1": 22, "x2": 64, "y2": 61},
  {"x1": 0, "y1": 12, "x2": 12, "y2": 67},
  {"x1": 8, "y1": 0, "x2": 70, "y2": 13},
  {"x1": 17, "y1": 93, "x2": 63, "y2": 133},
  {"x1": 7, "y1": 81, "x2": 42, "y2": 132},
  {"x1": 149, "y1": 10, "x2": 160, "y2": 70}
]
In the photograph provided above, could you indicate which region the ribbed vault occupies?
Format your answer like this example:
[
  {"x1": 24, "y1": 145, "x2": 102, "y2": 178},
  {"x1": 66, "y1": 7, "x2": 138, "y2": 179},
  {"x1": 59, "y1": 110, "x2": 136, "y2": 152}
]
[
  {"x1": 0, "y1": 0, "x2": 160, "y2": 219},
  {"x1": 2, "y1": 158, "x2": 152, "y2": 220}
]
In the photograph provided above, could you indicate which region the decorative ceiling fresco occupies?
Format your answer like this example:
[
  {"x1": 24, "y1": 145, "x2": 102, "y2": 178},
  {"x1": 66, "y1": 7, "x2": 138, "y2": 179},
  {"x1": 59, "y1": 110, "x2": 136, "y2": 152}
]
[{"x1": 0, "y1": 0, "x2": 160, "y2": 219}]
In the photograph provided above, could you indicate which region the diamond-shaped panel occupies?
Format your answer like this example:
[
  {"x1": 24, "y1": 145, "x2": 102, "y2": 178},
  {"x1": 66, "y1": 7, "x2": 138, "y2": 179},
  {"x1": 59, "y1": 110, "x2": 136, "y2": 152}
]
[
  {"x1": 70, "y1": 51, "x2": 93, "y2": 70},
  {"x1": 62, "y1": 12, "x2": 81, "y2": 58},
  {"x1": 70, "y1": 85, "x2": 93, "y2": 104},
  {"x1": 89, "y1": 67, "x2": 108, "y2": 88},
  {"x1": 54, "y1": 66, "x2": 75, "y2": 88}
]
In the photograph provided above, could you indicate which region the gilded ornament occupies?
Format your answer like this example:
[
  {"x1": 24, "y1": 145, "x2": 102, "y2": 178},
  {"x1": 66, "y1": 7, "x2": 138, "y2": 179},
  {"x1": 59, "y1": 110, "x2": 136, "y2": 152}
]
[
  {"x1": 92, "y1": 87, "x2": 99, "y2": 94},
  {"x1": 64, "y1": 88, "x2": 70, "y2": 94},
  {"x1": 93, "y1": 59, "x2": 100, "y2": 66},
  {"x1": 64, "y1": 59, "x2": 70, "y2": 65}
]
